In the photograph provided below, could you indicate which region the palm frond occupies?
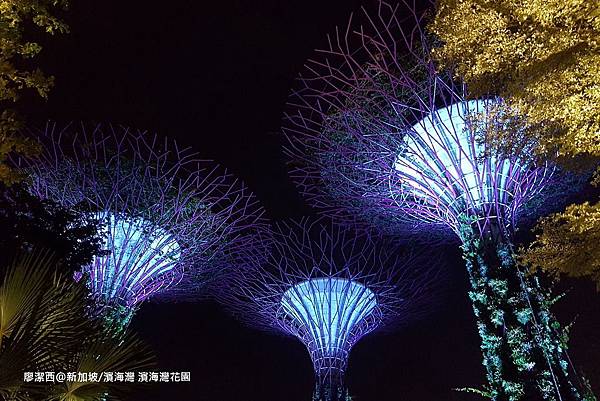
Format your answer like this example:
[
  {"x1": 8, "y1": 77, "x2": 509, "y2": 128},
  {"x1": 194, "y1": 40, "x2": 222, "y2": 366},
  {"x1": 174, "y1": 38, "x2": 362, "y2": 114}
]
[{"x1": 48, "y1": 331, "x2": 156, "y2": 401}]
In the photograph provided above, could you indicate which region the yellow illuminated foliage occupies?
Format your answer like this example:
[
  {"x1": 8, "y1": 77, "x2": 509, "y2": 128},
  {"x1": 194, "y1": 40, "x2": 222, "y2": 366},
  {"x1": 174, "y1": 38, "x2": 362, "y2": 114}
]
[
  {"x1": 523, "y1": 201, "x2": 600, "y2": 290},
  {"x1": 430, "y1": 0, "x2": 600, "y2": 158},
  {"x1": 430, "y1": 0, "x2": 600, "y2": 289},
  {"x1": 0, "y1": 0, "x2": 69, "y2": 184}
]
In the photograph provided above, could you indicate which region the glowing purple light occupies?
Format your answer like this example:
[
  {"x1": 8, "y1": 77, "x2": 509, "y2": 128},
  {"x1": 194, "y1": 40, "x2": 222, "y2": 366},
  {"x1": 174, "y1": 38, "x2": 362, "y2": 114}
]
[
  {"x1": 21, "y1": 123, "x2": 266, "y2": 325},
  {"x1": 221, "y1": 220, "x2": 439, "y2": 401},
  {"x1": 391, "y1": 99, "x2": 552, "y2": 235}
]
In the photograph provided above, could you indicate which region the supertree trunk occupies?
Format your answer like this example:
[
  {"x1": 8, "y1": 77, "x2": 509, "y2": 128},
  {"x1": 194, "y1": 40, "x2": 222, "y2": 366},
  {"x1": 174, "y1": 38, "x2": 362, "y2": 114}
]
[
  {"x1": 313, "y1": 376, "x2": 349, "y2": 401},
  {"x1": 459, "y1": 221, "x2": 587, "y2": 401}
]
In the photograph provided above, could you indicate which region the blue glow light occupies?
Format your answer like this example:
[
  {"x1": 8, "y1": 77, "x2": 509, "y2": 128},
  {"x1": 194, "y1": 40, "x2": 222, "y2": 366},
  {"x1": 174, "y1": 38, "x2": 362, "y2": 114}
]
[
  {"x1": 392, "y1": 99, "x2": 547, "y2": 230},
  {"x1": 85, "y1": 213, "x2": 182, "y2": 306},
  {"x1": 395, "y1": 100, "x2": 517, "y2": 206},
  {"x1": 281, "y1": 278, "x2": 377, "y2": 366}
]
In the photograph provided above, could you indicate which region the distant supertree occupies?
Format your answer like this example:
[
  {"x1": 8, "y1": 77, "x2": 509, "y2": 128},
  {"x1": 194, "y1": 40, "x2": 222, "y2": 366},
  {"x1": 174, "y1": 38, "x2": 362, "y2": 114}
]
[
  {"x1": 19, "y1": 123, "x2": 265, "y2": 332},
  {"x1": 283, "y1": 2, "x2": 592, "y2": 400},
  {"x1": 222, "y1": 219, "x2": 440, "y2": 401}
]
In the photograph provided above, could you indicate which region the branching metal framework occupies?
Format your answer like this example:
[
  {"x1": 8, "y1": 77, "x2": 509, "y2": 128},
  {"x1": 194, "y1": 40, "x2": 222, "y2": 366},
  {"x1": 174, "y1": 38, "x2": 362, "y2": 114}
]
[
  {"x1": 390, "y1": 98, "x2": 553, "y2": 236},
  {"x1": 283, "y1": 1, "x2": 565, "y2": 240},
  {"x1": 20, "y1": 123, "x2": 266, "y2": 328},
  {"x1": 282, "y1": 2, "x2": 590, "y2": 400},
  {"x1": 224, "y1": 219, "x2": 440, "y2": 401}
]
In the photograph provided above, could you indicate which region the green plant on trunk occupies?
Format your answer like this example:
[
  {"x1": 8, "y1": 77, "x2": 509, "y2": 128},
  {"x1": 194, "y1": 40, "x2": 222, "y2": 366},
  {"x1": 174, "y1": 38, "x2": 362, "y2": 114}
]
[{"x1": 457, "y1": 219, "x2": 593, "y2": 401}]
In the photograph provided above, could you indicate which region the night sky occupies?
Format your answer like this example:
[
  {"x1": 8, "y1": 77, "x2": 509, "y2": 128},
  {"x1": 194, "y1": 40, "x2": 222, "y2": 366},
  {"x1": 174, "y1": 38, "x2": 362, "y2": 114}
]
[{"x1": 25, "y1": 1, "x2": 600, "y2": 400}]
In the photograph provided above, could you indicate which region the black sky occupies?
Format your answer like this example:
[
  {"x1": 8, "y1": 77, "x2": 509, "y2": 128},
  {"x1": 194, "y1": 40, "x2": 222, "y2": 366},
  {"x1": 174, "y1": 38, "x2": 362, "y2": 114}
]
[{"x1": 26, "y1": 1, "x2": 600, "y2": 400}]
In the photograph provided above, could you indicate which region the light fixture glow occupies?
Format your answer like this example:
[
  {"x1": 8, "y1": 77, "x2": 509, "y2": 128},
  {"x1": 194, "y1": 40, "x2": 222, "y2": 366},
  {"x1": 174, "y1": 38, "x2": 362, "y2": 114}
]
[
  {"x1": 387, "y1": 99, "x2": 551, "y2": 234},
  {"x1": 394, "y1": 100, "x2": 520, "y2": 208},
  {"x1": 222, "y1": 220, "x2": 437, "y2": 401},
  {"x1": 281, "y1": 277, "x2": 377, "y2": 372},
  {"x1": 23, "y1": 124, "x2": 266, "y2": 329},
  {"x1": 87, "y1": 213, "x2": 182, "y2": 306}
]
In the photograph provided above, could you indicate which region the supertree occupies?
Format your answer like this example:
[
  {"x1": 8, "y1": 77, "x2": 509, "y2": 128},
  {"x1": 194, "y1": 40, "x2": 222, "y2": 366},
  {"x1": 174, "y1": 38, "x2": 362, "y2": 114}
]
[
  {"x1": 222, "y1": 219, "x2": 441, "y2": 401},
  {"x1": 18, "y1": 123, "x2": 266, "y2": 332},
  {"x1": 283, "y1": 2, "x2": 593, "y2": 400}
]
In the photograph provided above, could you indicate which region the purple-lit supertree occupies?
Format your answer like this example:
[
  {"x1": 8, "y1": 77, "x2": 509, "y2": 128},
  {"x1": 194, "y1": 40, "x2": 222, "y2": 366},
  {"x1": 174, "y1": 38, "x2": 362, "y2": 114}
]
[
  {"x1": 19, "y1": 123, "x2": 265, "y2": 332},
  {"x1": 222, "y1": 219, "x2": 440, "y2": 401},
  {"x1": 283, "y1": 2, "x2": 591, "y2": 400}
]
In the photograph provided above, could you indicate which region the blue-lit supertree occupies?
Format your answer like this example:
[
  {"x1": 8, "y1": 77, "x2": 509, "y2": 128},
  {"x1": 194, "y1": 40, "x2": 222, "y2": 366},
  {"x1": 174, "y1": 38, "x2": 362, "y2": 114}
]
[
  {"x1": 222, "y1": 219, "x2": 440, "y2": 401},
  {"x1": 283, "y1": 2, "x2": 592, "y2": 400},
  {"x1": 19, "y1": 123, "x2": 265, "y2": 332}
]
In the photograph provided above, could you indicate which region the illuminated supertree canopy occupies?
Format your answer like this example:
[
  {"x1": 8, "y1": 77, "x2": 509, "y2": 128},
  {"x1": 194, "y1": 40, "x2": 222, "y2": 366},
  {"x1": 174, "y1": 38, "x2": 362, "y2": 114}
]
[
  {"x1": 391, "y1": 98, "x2": 552, "y2": 236},
  {"x1": 283, "y1": 1, "x2": 593, "y2": 400},
  {"x1": 222, "y1": 219, "x2": 441, "y2": 401},
  {"x1": 19, "y1": 123, "x2": 266, "y2": 331}
]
